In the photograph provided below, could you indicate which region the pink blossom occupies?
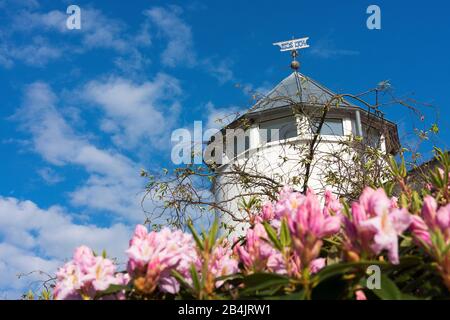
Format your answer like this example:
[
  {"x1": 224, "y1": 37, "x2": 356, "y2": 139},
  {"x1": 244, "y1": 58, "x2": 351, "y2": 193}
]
[
  {"x1": 412, "y1": 196, "x2": 450, "y2": 248},
  {"x1": 126, "y1": 225, "x2": 198, "y2": 294},
  {"x1": 260, "y1": 202, "x2": 275, "y2": 222},
  {"x1": 54, "y1": 246, "x2": 122, "y2": 300},
  {"x1": 286, "y1": 189, "x2": 341, "y2": 239},
  {"x1": 437, "y1": 204, "x2": 450, "y2": 235},
  {"x1": 54, "y1": 262, "x2": 84, "y2": 300},
  {"x1": 323, "y1": 189, "x2": 342, "y2": 217},
  {"x1": 274, "y1": 186, "x2": 306, "y2": 220},
  {"x1": 343, "y1": 187, "x2": 412, "y2": 264},
  {"x1": 266, "y1": 253, "x2": 325, "y2": 277},
  {"x1": 235, "y1": 223, "x2": 281, "y2": 273},
  {"x1": 390, "y1": 197, "x2": 399, "y2": 209},
  {"x1": 286, "y1": 189, "x2": 340, "y2": 267},
  {"x1": 73, "y1": 246, "x2": 96, "y2": 273},
  {"x1": 358, "y1": 187, "x2": 392, "y2": 218},
  {"x1": 412, "y1": 196, "x2": 450, "y2": 290},
  {"x1": 309, "y1": 258, "x2": 326, "y2": 274},
  {"x1": 418, "y1": 196, "x2": 450, "y2": 238},
  {"x1": 258, "y1": 188, "x2": 340, "y2": 271},
  {"x1": 422, "y1": 196, "x2": 438, "y2": 228},
  {"x1": 360, "y1": 208, "x2": 412, "y2": 264},
  {"x1": 84, "y1": 256, "x2": 117, "y2": 291},
  {"x1": 209, "y1": 241, "x2": 239, "y2": 287},
  {"x1": 410, "y1": 215, "x2": 432, "y2": 247},
  {"x1": 356, "y1": 290, "x2": 367, "y2": 300}
]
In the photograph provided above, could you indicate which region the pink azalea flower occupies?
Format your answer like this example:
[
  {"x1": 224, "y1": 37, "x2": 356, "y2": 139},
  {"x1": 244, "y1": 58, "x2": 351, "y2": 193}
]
[
  {"x1": 126, "y1": 225, "x2": 198, "y2": 294},
  {"x1": 255, "y1": 188, "x2": 340, "y2": 272},
  {"x1": 360, "y1": 208, "x2": 412, "y2": 264},
  {"x1": 412, "y1": 196, "x2": 450, "y2": 290},
  {"x1": 343, "y1": 187, "x2": 412, "y2": 264},
  {"x1": 235, "y1": 223, "x2": 280, "y2": 273},
  {"x1": 422, "y1": 196, "x2": 438, "y2": 228},
  {"x1": 437, "y1": 204, "x2": 450, "y2": 236},
  {"x1": 274, "y1": 186, "x2": 306, "y2": 220},
  {"x1": 54, "y1": 262, "x2": 84, "y2": 300},
  {"x1": 54, "y1": 246, "x2": 120, "y2": 300},
  {"x1": 410, "y1": 215, "x2": 432, "y2": 247},
  {"x1": 209, "y1": 241, "x2": 239, "y2": 287},
  {"x1": 258, "y1": 202, "x2": 275, "y2": 222},
  {"x1": 266, "y1": 253, "x2": 325, "y2": 277},
  {"x1": 309, "y1": 258, "x2": 326, "y2": 274},
  {"x1": 358, "y1": 187, "x2": 392, "y2": 218},
  {"x1": 323, "y1": 189, "x2": 342, "y2": 217},
  {"x1": 84, "y1": 256, "x2": 117, "y2": 291},
  {"x1": 417, "y1": 196, "x2": 450, "y2": 240},
  {"x1": 356, "y1": 290, "x2": 367, "y2": 300},
  {"x1": 73, "y1": 245, "x2": 96, "y2": 273},
  {"x1": 286, "y1": 189, "x2": 340, "y2": 267}
]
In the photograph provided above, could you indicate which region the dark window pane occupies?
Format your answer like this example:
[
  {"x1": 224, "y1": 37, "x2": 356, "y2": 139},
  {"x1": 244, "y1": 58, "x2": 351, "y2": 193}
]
[
  {"x1": 312, "y1": 119, "x2": 344, "y2": 136},
  {"x1": 233, "y1": 133, "x2": 250, "y2": 157},
  {"x1": 260, "y1": 116, "x2": 297, "y2": 142},
  {"x1": 363, "y1": 126, "x2": 381, "y2": 148}
]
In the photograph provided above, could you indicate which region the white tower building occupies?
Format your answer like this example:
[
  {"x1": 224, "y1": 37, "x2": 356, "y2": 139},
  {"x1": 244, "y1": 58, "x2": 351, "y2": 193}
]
[{"x1": 207, "y1": 40, "x2": 400, "y2": 236}]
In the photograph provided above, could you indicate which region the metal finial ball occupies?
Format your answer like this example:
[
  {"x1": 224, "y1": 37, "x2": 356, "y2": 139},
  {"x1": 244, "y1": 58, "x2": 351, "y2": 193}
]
[{"x1": 290, "y1": 60, "x2": 300, "y2": 70}]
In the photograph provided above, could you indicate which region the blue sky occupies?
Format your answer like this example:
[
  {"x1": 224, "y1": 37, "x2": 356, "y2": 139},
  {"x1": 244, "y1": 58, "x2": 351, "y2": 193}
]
[{"x1": 0, "y1": 0, "x2": 449, "y2": 298}]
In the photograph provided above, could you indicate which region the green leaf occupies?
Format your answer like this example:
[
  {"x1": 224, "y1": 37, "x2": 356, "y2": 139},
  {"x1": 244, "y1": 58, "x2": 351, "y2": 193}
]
[
  {"x1": 280, "y1": 219, "x2": 291, "y2": 247},
  {"x1": 371, "y1": 275, "x2": 402, "y2": 300},
  {"x1": 263, "y1": 222, "x2": 282, "y2": 251},
  {"x1": 187, "y1": 220, "x2": 204, "y2": 251},
  {"x1": 312, "y1": 261, "x2": 387, "y2": 286},
  {"x1": 263, "y1": 290, "x2": 306, "y2": 300},
  {"x1": 95, "y1": 284, "x2": 129, "y2": 299},
  {"x1": 189, "y1": 264, "x2": 201, "y2": 292},
  {"x1": 171, "y1": 269, "x2": 193, "y2": 292},
  {"x1": 241, "y1": 273, "x2": 289, "y2": 296},
  {"x1": 371, "y1": 275, "x2": 419, "y2": 300},
  {"x1": 208, "y1": 218, "x2": 219, "y2": 252},
  {"x1": 215, "y1": 273, "x2": 244, "y2": 283}
]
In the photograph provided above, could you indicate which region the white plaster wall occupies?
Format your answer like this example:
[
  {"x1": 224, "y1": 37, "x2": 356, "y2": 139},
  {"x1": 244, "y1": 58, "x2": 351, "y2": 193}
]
[{"x1": 213, "y1": 116, "x2": 387, "y2": 238}]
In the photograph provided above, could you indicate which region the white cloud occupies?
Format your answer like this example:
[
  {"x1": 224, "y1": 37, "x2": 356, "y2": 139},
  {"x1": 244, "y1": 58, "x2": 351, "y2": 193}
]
[
  {"x1": 202, "y1": 58, "x2": 235, "y2": 84},
  {"x1": 205, "y1": 101, "x2": 243, "y2": 130},
  {"x1": 15, "y1": 82, "x2": 146, "y2": 220},
  {"x1": 37, "y1": 167, "x2": 64, "y2": 185},
  {"x1": 80, "y1": 8, "x2": 129, "y2": 52},
  {"x1": 309, "y1": 36, "x2": 359, "y2": 59},
  {"x1": 8, "y1": 37, "x2": 62, "y2": 67},
  {"x1": 2, "y1": 6, "x2": 144, "y2": 68},
  {"x1": 113, "y1": 49, "x2": 151, "y2": 74},
  {"x1": 12, "y1": 9, "x2": 67, "y2": 33},
  {"x1": 0, "y1": 243, "x2": 60, "y2": 299},
  {"x1": 0, "y1": 196, "x2": 132, "y2": 299},
  {"x1": 1, "y1": 4, "x2": 237, "y2": 86},
  {"x1": 145, "y1": 6, "x2": 196, "y2": 67},
  {"x1": 0, "y1": 0, "x2": 39, "y2": 9},
  {"x1": 12, "y1": 7, "x2": 128, "y2": 52},
  {"x1": 83, "y1": 73, "x2": 182, "y2": 150},
  {"x1": 0, "y1": 44, "x2": 14, "y2": 68}
]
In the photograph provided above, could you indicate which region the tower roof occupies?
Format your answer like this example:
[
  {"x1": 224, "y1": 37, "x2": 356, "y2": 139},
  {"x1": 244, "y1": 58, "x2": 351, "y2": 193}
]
[
  {"x1": 222, "y1": 71, "x2": 400, "y2": 155},
  {"x1": 248, "y1": 72, "x2": 352, "y2": 114}
]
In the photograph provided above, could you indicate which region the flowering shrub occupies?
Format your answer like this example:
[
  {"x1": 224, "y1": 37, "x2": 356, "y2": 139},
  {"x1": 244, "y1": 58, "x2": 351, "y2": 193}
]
[
  {"x1": 126, "y1": 226, "x2": 198, "y2": 295},
  {"x1": 46, "y1": 150, "x2": 450, "y2": 300},
  {"x1": 54, "y1": 246, "x2": 128, "y2": 300}
]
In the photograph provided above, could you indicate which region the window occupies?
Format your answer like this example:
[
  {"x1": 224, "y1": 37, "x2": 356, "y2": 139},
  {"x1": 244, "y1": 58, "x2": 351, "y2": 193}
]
[
  {"x1": 259, "y1": 116, "x2": 297, "y2": 143},
  {"x1": 363, "y1": 126, "x2": 381, "y2": 148},
  {"x1": 223, "y1": 130, "x2": 250, "y2": 160},
  {"x1": 233, "y1": 135, "x2": 250, "y2": 157},
  {"x1": 312, "y1": 118, "x2": 344, "y2": 136}
]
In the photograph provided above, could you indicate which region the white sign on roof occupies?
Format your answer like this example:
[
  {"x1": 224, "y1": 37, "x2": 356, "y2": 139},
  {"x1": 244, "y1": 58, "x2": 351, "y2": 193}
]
[{"x1": 273, "y1": 37, "x2": 310, "y2": 52}]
